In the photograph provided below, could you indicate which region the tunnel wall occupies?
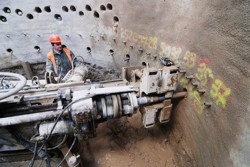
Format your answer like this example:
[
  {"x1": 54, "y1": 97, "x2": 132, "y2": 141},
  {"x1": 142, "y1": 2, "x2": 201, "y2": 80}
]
[{"x1": 0, "y1": 0, "x2": 249, "y2": 167}]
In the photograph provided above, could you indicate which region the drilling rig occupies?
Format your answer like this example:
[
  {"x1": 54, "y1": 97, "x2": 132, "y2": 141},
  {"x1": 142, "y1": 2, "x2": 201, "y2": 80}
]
[{"x1": 0, "y1": 64, "x2": 186, "y2": 167}]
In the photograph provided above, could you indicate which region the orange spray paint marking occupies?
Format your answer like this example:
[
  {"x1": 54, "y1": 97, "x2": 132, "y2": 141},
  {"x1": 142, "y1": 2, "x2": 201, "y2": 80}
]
[{"x1": 179, "y1": 77, "x2": 189, "y2": 87}]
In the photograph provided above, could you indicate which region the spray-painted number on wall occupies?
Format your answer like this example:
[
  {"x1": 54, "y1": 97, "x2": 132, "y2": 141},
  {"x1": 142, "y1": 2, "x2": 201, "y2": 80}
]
[
  {"x1": 119, "y1": 28, "x2": 232, "y2": 112},
  {"x1": 159, "y1": 42, "x2": 182, "y2": 63},
  {"x1": 120, "y1": 28, "x2": 183, "y2": 64},
  {"x1": 190, "y1": 89, "x2": 205, "y2": 115},
  {"x1": 210, "y1": 79, "x2": 231, "y2": 108},
  {"x1": 121, "y1": 28, "x2": 158, "y2": 49},
  {"x1": 196, "y1": 63, "x2": 214, "y2": 86},
  {"x1": 183, "y1": 51, "x2": 197, "y2": 68}
]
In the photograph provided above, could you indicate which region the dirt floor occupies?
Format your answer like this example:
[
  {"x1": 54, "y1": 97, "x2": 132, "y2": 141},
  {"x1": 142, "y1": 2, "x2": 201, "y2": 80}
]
[{"x1": 80, "y1": 115, "x2": 175, "y2": 167}]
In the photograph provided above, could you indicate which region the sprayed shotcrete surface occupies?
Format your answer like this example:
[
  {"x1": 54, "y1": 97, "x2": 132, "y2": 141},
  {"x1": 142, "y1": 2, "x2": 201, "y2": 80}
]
[{"x1": 0, "y1": 0, "x2": 250, "y2": 167}]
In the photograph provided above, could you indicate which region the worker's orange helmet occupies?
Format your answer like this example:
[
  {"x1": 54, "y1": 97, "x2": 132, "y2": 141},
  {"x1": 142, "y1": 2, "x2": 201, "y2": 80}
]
[{"x1": 49, "y1": 34, "x2": 61, "y2": 43}]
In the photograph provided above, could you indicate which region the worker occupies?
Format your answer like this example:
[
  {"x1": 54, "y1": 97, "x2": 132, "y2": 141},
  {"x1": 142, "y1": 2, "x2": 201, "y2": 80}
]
[{"x1": 46, "y1": 34, "x2": 87, "y2": 83}]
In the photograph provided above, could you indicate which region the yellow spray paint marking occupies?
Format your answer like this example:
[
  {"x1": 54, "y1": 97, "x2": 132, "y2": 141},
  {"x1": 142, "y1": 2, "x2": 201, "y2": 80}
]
[
  {"x1": 120, "y1": 28, "x2": 133, "y2": 40},
  {"x1": 120, "y1": 28, "x2": 233, "y2": 111},
  {"x1": 120, "y1": 28, "x2": 127, "y2": 39},
  {"x1": 159, "y1": 42, "x2": 182, "y2": 63},
  {"x1": 148, "y1": 36, "x2": 158, "y2": 49},
  {"x1": 189, "y1": 89, "x2": 205, "y2": 115},
  {"x1": 180, "y1": 78, "x2": 204, "y2": 115},
  {"x1": 183, "y1": 51, "x2": 197, "y2": 68},
  {"x1": 120, "y1": 28, "x2": 182, "y2": 63},
  {"x1": 196, "y1": 63, "x2": 214, "y2": 86},
  {"x1": 210, "y1": 79, "x2": 231, "y2": 108},
  {"x1": 122, "y1": 47, "x2": 130, "y2": 53},
  {"x1": 120, "y1": 28, "x2": 158, "y2": 50},
  {"x1": 132, "y1": 32, "x2": 141, "y2": 43},
  {"x1": 155, "y1": 60, "x2": 162, "y2": 68},
  {"x1": 140, "y1": 36, "x2": 148, "y2": 48},
  {"x1": 179, "y1": 77, "x2": 189, "y2": 87},
  {"x1": 170, "y1": 46, "x2": 182, "y2": 62},
  {"x1": 140, "y1": 54, "x2": 148, "y2": 62},
  {"x1": 159, "y1": 42, "x2": 170, "y2": 56}
]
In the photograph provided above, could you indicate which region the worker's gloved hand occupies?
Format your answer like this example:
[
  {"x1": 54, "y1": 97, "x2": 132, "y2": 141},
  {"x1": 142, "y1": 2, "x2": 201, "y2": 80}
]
[{"x1": 74, "y1": 61, "x2": 81, "y2": 67}]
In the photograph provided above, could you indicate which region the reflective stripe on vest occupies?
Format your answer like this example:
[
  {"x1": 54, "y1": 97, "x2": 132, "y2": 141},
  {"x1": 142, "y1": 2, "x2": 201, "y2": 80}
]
[{"x1": 47, "y1": 48, "x2": 73, "y2": 74}]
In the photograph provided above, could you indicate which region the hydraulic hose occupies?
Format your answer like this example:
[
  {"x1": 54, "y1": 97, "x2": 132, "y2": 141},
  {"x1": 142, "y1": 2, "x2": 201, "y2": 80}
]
[
  {"x1": 8, "y1": 126, "x2": 48, "y2": 161},
  {"x1": 0, "y1": 72, "x2": 27, "y2": 100}
]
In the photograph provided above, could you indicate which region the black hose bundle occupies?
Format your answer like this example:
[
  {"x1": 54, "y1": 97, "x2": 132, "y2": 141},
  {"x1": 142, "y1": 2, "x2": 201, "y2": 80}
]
[{"x1": 8, "y1": 126, "x2": 51, "y2": 167}]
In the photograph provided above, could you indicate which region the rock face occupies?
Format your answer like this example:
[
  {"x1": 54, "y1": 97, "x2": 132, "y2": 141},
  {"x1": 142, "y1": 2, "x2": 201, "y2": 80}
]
[{"x1": 0, "y1": 0, "x2": 249, "y2": 167}]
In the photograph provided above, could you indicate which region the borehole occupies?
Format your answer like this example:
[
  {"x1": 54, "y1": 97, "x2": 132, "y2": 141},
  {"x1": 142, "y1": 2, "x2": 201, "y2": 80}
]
[
  {"x1": 15, "y1": 9, "x2": 23, "y2": 16},
  {"x1": 100, "y1": 5, "x2": 106, "y2": 11},
  {"x1": 0, "y1": 15, "x2": 7, "y2": 22},
  {"x1": 113, "y1": 16, "x2": 119, "y2": 23},
  {"x1": 94, "y1": 11, "x2": 99, "y2": 18},
  {"x1": 54, "y1": 14, "x2": 62, "y2": 21},
  {"x1": 34, "y1": 7, "x2": 42, "y2": 13},
  {"x1": 70, "y1": 5, "x2": 76, "y2": 12},
  {"x1": 110, "y1": 49, "x2": 114, "y2": 54},
  {"x1": 3, "y1": 7, "x2": 11, "y2": 13},
  {"x1": 85, "y1": 5, "x2": 92, "y2": 11},
  {"x1": 26, "y1": 14, "x2": 34, "y2": 20},
  {"x1": 44, "y1": 6, "x2": 51, "y2": 13},
  {"x1": 86, "y1": 47, "x2": 91, "y2": 52},
  {"x1": 79, "y1": 11, "x2": 84, "y2": 16},
  {"x1": 107, "y1": 3, "x2": 113, "y2": 10},
  {"x1": 142, "y1": 62, "x2": 147, "y2": 67},
  {"x1": 34, "y1": 46, "x2": 40, "y2": 51},
  {"x1": 6, "y1": 48, "x2": 13, "y2": 53},
  {"x1": 125, "y1": 54, "x2": 130, "y2": 61},
  {"x1": 62, "y1": 6, "x2": 69, "y2": 12}
]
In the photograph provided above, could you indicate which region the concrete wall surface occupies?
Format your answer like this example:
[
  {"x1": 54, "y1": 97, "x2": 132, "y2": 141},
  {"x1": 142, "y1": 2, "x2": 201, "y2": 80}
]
[{"x1": 0, "y1": 0, "x2": 249, "y2": 166}]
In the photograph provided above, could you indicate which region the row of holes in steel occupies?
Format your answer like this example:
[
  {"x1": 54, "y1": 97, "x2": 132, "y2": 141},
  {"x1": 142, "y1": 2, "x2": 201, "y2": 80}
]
[
  {"x1": 6, "y1": 46, "x2": 136, "y2": 63},
  {"x1": 0, "y1": 4, "x2": 116, "y2": 22},
  {"x1": 6, "y1": 46, "x2": 148, "y2": 66},
  {"x1": 5, "y1": 47, "x2": 132, "y2": 64},
  {"x1": 6, "y1": 47, "x2": 120, "y2": 54},
  {"x1": 6, "y1": 44, "x2": 133, "y2": 59}
]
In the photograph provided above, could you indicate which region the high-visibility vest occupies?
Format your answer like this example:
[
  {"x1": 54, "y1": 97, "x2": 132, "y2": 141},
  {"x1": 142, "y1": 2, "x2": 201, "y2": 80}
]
[{"x1": 47, "y1": 48, "x2": 73, "y2": 74}]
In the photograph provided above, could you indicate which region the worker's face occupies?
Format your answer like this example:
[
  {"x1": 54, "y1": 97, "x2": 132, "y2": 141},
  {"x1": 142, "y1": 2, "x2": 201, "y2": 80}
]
[{"x1": 53, "y1": 43, "x2": 62, "y2": 52}]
